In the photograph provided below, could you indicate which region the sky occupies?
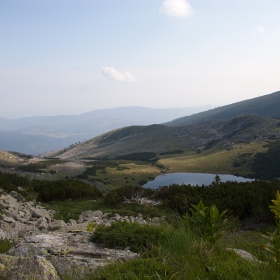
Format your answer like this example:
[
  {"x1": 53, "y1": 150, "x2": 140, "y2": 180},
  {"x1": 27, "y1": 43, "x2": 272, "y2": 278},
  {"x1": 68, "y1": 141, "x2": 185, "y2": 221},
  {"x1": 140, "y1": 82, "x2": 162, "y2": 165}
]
[{"x1": 1, "y1": 0, "x2": 280, "y2": 118}]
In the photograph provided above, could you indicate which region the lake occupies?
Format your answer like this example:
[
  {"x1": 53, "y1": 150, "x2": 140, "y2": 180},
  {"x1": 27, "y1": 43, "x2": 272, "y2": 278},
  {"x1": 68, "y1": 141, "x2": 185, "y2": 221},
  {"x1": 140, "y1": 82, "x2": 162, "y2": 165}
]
[{"x1": 142, "y1": 172, "x2": 254, "y2": 189}]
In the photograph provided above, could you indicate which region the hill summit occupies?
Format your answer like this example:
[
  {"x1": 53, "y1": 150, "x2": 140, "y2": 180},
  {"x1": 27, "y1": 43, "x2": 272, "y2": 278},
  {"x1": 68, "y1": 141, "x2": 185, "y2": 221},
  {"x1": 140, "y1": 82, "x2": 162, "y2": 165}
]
[{"x1": 166, "y1": 91, "x2": 280, "y2": 126}]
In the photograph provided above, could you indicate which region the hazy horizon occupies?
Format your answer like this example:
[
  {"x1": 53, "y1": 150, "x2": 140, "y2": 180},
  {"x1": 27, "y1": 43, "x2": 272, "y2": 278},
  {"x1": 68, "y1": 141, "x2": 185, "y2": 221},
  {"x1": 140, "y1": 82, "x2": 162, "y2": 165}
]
[
  {"x1": 1, "y1": 0, "x2": 280, "y2": 118},
  {"x1": 0, "y1": 104, "x2": 213, "y2": 119}
]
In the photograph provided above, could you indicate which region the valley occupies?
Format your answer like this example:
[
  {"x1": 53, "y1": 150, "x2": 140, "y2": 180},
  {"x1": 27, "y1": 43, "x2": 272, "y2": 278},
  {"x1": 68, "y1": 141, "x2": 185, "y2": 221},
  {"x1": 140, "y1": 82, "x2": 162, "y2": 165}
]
[
  {"x1": 1, "y1": 91, "x2": 280, "y2": 279},
  {"x1": 1, "y1": 111, "x2": 280, "y2": 193}
]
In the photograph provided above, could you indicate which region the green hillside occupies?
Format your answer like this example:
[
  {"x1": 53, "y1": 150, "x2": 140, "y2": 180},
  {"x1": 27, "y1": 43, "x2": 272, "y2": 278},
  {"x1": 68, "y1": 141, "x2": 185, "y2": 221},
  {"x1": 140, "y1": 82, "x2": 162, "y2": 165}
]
[
  {"x1": 0, "y1": 150, "x2": 21, "y2": 165},
  {"x1": 166, "y1": 91, "x2": 280, "y2": 126},
  {"x1": 51, "y1": 114, "x2": 279, "y2": 160},
  {"x1": 42, "y1": 114, "x2": 280, "y2": 181}
]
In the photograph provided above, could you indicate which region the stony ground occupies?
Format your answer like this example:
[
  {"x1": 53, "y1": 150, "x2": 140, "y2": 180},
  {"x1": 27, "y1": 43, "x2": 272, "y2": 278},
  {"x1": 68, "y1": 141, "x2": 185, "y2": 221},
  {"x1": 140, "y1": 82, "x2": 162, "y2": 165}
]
[{"x1": 0, "y1": 189, "x2": 162, "y2": 279}]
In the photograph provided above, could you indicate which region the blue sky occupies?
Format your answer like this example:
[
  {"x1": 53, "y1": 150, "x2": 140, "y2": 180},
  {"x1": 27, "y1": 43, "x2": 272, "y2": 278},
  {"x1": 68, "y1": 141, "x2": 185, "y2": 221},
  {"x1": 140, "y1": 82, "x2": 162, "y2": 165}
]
[{"x1": 1, "y1": 0, "x2": 280, "y2": 118}]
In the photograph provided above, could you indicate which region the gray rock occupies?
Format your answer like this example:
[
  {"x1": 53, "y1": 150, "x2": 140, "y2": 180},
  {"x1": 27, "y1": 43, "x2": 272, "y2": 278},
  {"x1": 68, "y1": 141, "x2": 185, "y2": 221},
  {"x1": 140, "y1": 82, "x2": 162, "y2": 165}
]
[
  {"x1": 0, "y1": 194, "x2": 17, "y2": 205},
  {"x1": 48, "y1": 220, "x2": 67, "y2": 231},
  {"x1": 37, "y1": 216, "x2": 49, "y2": 230},
  {"x1": 78, "y1": 210, "x2": 103, "y2": 223},
  {"x1": 226, "y1": 248, "x2": 263, "y2": 263},
  {"x1": 0, "y1": 189, "x2": 162, "y2": 279},
  {"x1": 0, "y1": 201, "x2": 8, "y2": 210},
  {"x1": 0, "y1": 254, "x2": 60, "y2": 280},
  {"x1": 30, "y1": 207, "x2": 51, "y2": 222},
  {"x1": 18, "y1": 210, "x2": 25, "y2": 218},
  {"x1": 113, "y1": 213, "x2": 121, "y2": 221},
  {"x1": 0, "y1": 228, "x2": 10, "y2": 239},
  {"x1": 6, "y1": 232, "x2": 139, "y2": 278},
  {"x1": 68, "y1": 219, "x2": 77, "y2": 226},
  {"x1": 2, "y1": 208, "x2": 17, "y2": 219},
  {"x1": 3, "y1": 216, "x2": 16, "y2": 223},
  {"x1": 10, "y1": 191, "x2": 26, "y2": 203}
]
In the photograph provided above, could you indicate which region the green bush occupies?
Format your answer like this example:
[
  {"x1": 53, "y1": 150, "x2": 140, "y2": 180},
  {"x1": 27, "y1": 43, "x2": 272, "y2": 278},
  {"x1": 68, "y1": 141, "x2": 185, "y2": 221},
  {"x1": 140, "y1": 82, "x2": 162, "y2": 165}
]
[
  {"x1": 0, "y1": 238, "x2": 13, "y2": 253},
  {"x1": 33, "y1": 179, "x2": 103, "y2": 202},
  {"x1": 91, "y1": 221, "x2": 166, "y2": 253},
  {"x1": 154, "y1": 181, "x2": 280, "y2": 220},
  {"x1": 115, "y1": 152, "x2": 158, "y2": 162},
  {"x1": 104, "y1": 185, "x2": 153, "y2": 206},
  {"x1": 185, "y1": 200, "x2": 227, "y2": 243},
  {"x1": 252, "y1": 140, "x2": 280, "y2": 179},
  {"x1": 0, "y1": 172, "x2": 29, "y2": 192}
]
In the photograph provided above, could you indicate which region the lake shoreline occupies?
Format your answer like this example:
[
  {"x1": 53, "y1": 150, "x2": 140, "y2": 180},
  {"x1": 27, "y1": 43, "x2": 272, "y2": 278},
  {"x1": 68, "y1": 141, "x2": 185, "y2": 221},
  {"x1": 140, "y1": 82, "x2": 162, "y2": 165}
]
[{"x1": 143, "y1": 172, "x2": 254, "y2": 189}]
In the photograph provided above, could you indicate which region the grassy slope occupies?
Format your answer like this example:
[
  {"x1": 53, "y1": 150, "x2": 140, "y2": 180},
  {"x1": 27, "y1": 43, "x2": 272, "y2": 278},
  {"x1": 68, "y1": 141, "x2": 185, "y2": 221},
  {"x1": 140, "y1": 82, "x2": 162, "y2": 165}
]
[
  {"x1": 50, "y1": 114, "x2": 279, "y2": 160},
  {"x1": 0, "y1": 150, "x2": 22, "y2": 165},
  {"x1": 3, "y1": 115, "x2": 279, "y2": 188},
  {"x1": 166, "y1": 90, "x2": 280, "y2": 126},
  {"x1": 37, "y1": 114, "x2": 279, "y2": 186},
  {"x1": 160, "y1": 142, "x2": 267, "y2": 176}
]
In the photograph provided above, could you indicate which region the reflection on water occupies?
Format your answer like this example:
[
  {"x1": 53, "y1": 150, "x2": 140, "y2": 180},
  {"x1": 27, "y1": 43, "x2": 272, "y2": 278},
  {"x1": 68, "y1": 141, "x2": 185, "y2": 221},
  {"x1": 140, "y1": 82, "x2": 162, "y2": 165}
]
[{"x1": 143, "y1": 172, "x2": 254, "y2": 189}]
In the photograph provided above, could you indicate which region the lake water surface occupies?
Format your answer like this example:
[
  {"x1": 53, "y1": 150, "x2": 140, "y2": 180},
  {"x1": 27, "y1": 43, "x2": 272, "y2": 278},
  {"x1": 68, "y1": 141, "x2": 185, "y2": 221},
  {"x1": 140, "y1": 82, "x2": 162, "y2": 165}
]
[{"x1": 143, "y1": 173, "x2": 254, "y2": 189}]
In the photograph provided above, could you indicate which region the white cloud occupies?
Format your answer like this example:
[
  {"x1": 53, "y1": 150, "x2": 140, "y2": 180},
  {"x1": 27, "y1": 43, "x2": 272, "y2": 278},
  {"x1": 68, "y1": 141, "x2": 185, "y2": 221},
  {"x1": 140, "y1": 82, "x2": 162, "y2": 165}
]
[
  {"x1": 159, "y1": 0, "x2": 193, "y2": 18},
  {"x1": 123, "y1": 71, "x2": 137, "y2": 82},
  {"x1": 258, "y1": 26, "x2": 265, "y2": 33},
  {"x1": 102, "y1": 67, "x2": 137, "y2": 82}
]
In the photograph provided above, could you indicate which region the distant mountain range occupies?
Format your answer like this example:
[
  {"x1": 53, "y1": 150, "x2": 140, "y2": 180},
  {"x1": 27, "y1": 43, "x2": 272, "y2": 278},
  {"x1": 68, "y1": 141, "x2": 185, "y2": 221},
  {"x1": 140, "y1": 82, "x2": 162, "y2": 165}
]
[
  {"x1": 0, "y1": 105, "x2": 212, "y2": 155},
  {"x1": 2, "y1": 90, "x2": 280, "y2": 157},
  {"x1": 46, "y1": 90, "x2": 280, "y2": 166}
]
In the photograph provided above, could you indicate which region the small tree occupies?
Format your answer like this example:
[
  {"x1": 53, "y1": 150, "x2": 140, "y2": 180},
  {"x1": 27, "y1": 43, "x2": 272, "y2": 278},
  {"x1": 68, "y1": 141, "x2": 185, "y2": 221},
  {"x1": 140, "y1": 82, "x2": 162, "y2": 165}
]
[{"x1": 214, "y1": 174, "x2": 221, "y2": 185}]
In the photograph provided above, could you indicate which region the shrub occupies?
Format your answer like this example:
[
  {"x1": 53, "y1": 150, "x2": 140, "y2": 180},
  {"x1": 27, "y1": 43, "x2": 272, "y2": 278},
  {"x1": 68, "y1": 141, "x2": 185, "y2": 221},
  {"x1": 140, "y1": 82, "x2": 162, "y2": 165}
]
[
  {"x1": 115, "y1": 152, "x2": 158, "y2": 162},
  {"x1": 0, "y1": 172, "x2": 29, "y2": 192},
  {"x1": 91, "y1": 221, "x2": 166, "y2": 253},
  {"x1": 154, "y1": 181, "x2": 280, "y2": 220},
  {"x1": 185, "y1": 200, "x2": 227, "y2": 243},
  {"x1": 138, "y1": 180, "x2": 147, "y2": 186},
  {"x1": 33, "y1": 179, "x2": 103, "y2": 202},
  {"x1": 104, "y1": 185, "x2": 153, "y2": 206},
  {"x1": 87, "y1": 221, "x2": 98, "y2": 232},
  {"x1": 0, "y1": 238, "x2": 13, "y2": 254}
]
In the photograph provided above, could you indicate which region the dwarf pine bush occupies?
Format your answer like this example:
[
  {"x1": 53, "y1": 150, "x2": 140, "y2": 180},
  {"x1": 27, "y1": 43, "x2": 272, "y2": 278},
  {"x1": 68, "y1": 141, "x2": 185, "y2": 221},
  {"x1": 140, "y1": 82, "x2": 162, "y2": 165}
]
[{"x1": 91, "y1": 221, "x2": 166, "y2": 253}]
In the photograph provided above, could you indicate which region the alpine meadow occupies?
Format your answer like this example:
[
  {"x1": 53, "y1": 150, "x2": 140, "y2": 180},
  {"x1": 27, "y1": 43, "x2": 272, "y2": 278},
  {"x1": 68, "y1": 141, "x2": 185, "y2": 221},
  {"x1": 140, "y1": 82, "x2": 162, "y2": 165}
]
[{"x1": 1, "y1": 0, "x2": 280, "y2": 279}]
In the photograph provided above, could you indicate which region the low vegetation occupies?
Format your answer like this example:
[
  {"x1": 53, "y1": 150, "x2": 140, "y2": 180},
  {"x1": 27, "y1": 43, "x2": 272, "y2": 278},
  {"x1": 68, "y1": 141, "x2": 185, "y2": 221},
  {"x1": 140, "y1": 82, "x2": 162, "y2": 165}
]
[
  {"x1": 32, "y1": 178, "x2": 102, "y2": 202},
  {"x1": 2, "y1": 170, "x2": 280, "y2": 279},
  {"x1": 86, "y1": 197, "x2": 280, "y2": 280},
  {"x1": 0, "y1": 239, "x2": 13, "y2": 254},
  {"x1": 252, "y1": 140, "x2": 280, "y2": 179},
  {"x1": 91, "y1": 221, "x2": 166, "y2": 253},
  {"x1": 18, "y1": 159, "x2": 65, "y2": 174}
]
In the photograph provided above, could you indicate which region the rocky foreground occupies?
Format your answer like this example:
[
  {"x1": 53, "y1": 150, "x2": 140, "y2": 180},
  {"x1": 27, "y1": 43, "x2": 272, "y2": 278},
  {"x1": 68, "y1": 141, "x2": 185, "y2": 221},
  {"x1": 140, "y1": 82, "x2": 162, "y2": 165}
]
[{"x1": 0, "y1": 189, "x2": 162, "y2": 279}]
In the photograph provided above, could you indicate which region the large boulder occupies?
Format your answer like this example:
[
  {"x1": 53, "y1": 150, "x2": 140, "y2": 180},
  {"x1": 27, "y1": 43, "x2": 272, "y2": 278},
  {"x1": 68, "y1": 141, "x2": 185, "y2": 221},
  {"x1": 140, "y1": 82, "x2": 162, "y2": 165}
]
[
  {"x1": 77, "y1": 210, "x2": 103, "y2": 223},
  {"x1": 30, "y1": 207, "x2": 51, "y2": 222},
  {"x1": 0, "y1": 254, "x2": 60, "y2": 280}
]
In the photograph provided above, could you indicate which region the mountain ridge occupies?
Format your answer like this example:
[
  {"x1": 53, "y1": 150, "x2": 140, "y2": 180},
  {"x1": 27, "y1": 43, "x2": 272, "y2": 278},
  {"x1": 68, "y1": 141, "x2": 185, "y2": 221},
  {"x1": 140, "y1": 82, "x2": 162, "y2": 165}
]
[
  {"x1": 48, "y1": 113, "x2": 280, "y2": 160},
  {"x1": 166, "y1": 91, "x2": 280, "y2": 126},
  {"x1": 0, "y1": 105, "x2": 212, "y2": 155}
]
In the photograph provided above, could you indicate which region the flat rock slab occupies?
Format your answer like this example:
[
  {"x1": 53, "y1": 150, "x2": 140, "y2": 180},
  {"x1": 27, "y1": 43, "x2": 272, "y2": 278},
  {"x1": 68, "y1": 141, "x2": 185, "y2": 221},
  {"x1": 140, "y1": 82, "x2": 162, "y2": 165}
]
[{"x1": 7, "y1": 231, "x2": 139, "y2": 279}]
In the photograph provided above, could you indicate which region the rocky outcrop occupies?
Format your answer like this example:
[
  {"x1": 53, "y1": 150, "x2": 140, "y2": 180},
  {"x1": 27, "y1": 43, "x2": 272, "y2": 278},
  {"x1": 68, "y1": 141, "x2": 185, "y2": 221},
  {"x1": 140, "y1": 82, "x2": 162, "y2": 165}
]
[
  {"x1": 4, "y1": 232, "x2": 138, "y2": 279},
  {"x1": 0, "y1": 188, "x2": 161, "y2": 241},
  {"x1": 0, "y1": 189, "x2": 162, "y2": 279}
]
